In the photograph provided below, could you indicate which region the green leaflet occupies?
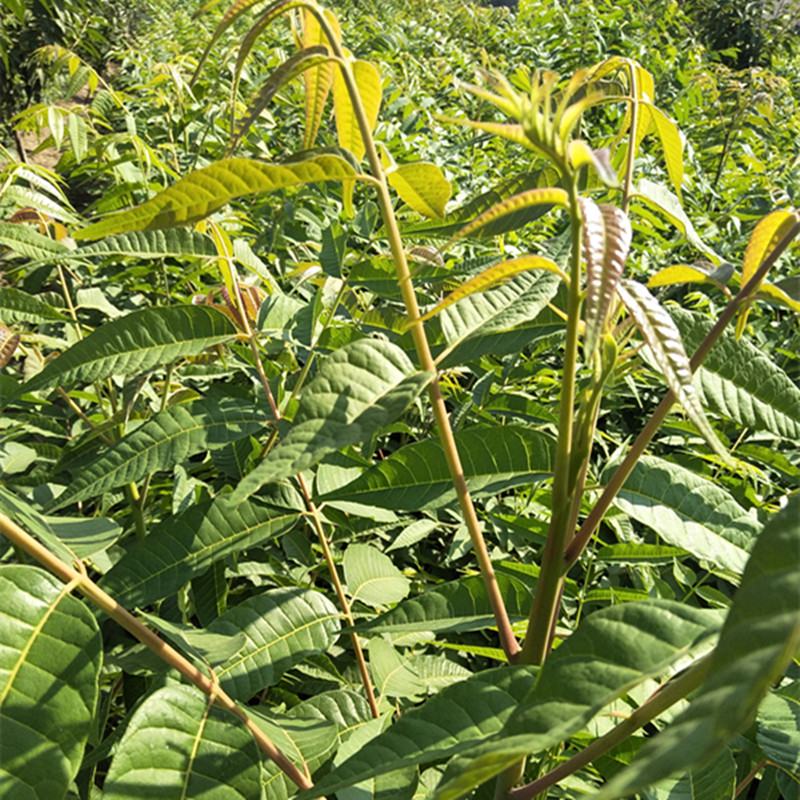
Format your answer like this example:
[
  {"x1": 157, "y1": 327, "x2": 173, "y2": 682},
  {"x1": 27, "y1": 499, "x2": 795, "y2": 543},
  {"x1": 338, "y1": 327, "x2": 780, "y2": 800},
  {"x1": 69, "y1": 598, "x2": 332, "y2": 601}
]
[
  {"x1": 434, "y1": 601, "x2": 720, "y2": 800},
  {"x1": 230, "y1": 338, "x2": 434, "y2": 502},
  {"x1": 343, "y1": 543, "x2": 411, "y2": 608},
  {"x1": 757, "y1": 682, "x2": 800, "y2": 775},
  {"x1": 99, "y1": 495, "x2": 299, "y2": 608},
  {"x1": 210, "y1": 587, "x2": 341, "y2": 701},
  {"x1": 592, "y1": 494, "x2": 800, "y2": 799},
  {"x1": 646, "y1": 749, "x2": 736, "y2": 800},
  {"x1": 47, "y1": 395, "x2": 268, "y2": 511},
  {"x1": 351, "y1": 572, "x2": 534, "y2": 636},
  {"x1": 0, "y1": 565, "x2": 102, "y2": 800},
  {"x1": 318, "y1": 426, "x2": 555, "y2": 510},
  {"x1": 610, "y1": 455, "x2": 759, "y2": 575},
  {"x1": 297, "y1": 665, "x2": 539, "y2": 800},
  {"x1": 101, "y1": 685, "x2": 262, "y2": 800},
  {"x1": 70, "y1": 228, "x2": 219, "y2": 260},
  {"x1": 673, "y1": 307, "x2": 800, "y2": 440},
  {"x1": 74, "y1": 154, "x2": 357, "y2": 239},
  {"x1": 388, "y1": 162, "x2": 452, "y2": 218},
  {"x1": 0, "y1": 288, "x2": 68, "y2": 323},
  {"x1": 10, "y1": 305, "x2": 236, "y2": 400},
  {"x1": 438, "y1": 269, "x2": 562, "y2": 367},
  {"x1": 0, "y1": 222, "x2": 72, "y2": 260}
]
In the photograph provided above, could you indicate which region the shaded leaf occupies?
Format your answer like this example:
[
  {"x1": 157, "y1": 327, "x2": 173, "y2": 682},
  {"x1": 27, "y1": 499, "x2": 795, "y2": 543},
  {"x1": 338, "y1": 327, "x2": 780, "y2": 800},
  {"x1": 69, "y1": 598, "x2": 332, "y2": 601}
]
[
  {"x1": 757, "y1": 682, "x2": 800, "y2": 775},
  {"x1": 0, "y1": 288, "x2": 67, "y2": 323}
]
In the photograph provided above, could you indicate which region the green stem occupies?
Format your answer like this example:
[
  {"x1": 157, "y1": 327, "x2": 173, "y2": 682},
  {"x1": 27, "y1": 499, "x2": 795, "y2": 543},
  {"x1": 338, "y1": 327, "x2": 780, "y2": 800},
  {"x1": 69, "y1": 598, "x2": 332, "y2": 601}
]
[
  {"x1": 622, "y1": 60, "x2": 639, "y2": 214},
  {"x1": 310, "y1": 5, "x2": 519, "y2": 663},
  {"x1": 519, "y1": 179, "x2": 583, "y2": 667},
  {"x1": 506, "y1": 655, "x2": 711, "y2": 800},
  {"x1": 0, "y1": 511, "x2": 312, "y2": 792},
  {"x1": 564, "y1": 215, "x2": 800, "y2": 569}
]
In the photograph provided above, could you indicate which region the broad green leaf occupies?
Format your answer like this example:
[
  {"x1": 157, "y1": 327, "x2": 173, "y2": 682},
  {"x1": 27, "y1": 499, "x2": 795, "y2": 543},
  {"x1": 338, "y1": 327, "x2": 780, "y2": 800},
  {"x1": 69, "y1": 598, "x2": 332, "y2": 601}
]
[
  {"x1": 10, "y1": 305, "x2": 236, "y2": 400},
  {"x1": 137, "y1": 612, "x2": 246, "y2": 665},
  {"x1": 370, "y1": 637, "x2": 426, "y2": 699},
  {"x1": 102, "y1": 684, "x2": 262, "y2": 800},
  {"x1": 230, "y1": 339, "x2": 434, "y2": 502},
  {"x1": 251, "y1": 704, "x2": 339, "y2": 800},
  {"x1": 447, "y1": 187, "x2": 567, "y2": 244},
  {"x1": 297, "y1": 665, "x2": 539, "y2": 800},
  {"x1": 210, "y1": 587, "x2": 340, "y2": 701},
  {"x1": 0, "y1": 487, "x2": 76, "y2": 564},
  {"x1": 591, "y1": 494, "x2": 800, "y2": 799},
  {"x1": 47, "y1": 396, "x2": 267, "y2": 511},
  {"x1": 66, "y1": 112, "x2": 87, "y2": 163},
  {"x1": 410, "y1": 654, "x2": 472, "y2": 694},
  {"x1": 302, "y1": 9, "x2": 335, "y2": 149},
  {"x1": 757, "y1": 682, "x2": 800, "y2": 775},
  {"x1": 435, "y1": 601, "x2": 720, "y2": 800},
  {"x1": 634, "y1": 179, "x2": 718, "y2": 261},
  {"x1": 672, "y1": 307, "x2": 800, "y2": 440},
  {"x1": 0, "y1": 288, "x2": 67, "y2": 323},
  {"x1": 334, "y1": 59, "x2": 382, "y2": 162},
  {"x1": 70, "y1": 228, "x2": 219, "y2": 260},
  {"x1": 617, "y1": 279, "x2": 731, "y2": 464},
  {"x1": 439, "y1": 269, "x2": 562, "y2": 367},
  {"x1": 388, "y1": 162, "x2": 451, "y2": 219},
  {"x1": 74, "y1": 154, "x2": 357, "y2": 239},
  {"x1": 344, "y1": 543, "x2": 410, "y2": 608},
  {"x1": 596, "y1": 543, "x2": 689, "y2": 565},
  {"x1": 318, "y1": 426, "x2": 555, "y2": 511},
  {"x1": 99, "y1": 494, "x2": 299, "y2": 608},
  {"x1": 0, "y1": 565, "x2": 102, "y2": 800},
  {"x1": 646, "y1": 748, "x2": 736, "y2": 800},
  {"x1": 1, "y1": 186, "x2": 80, "y2": 224},
  {"x1": 417, "y1": 255, "x2": 563, "y2": 325},
  {"x1": 580, "y1": 198, "x2": 632, "y2": 358},
  {"x1": 298, "y1": 689, "x2": 374, "y2": 741},
  {"x1": 610, "y1": 455, "x2": 758, "y2": 575},
  {"x1": 351, "y1": 573, "x2": 534, "y2": 636}
]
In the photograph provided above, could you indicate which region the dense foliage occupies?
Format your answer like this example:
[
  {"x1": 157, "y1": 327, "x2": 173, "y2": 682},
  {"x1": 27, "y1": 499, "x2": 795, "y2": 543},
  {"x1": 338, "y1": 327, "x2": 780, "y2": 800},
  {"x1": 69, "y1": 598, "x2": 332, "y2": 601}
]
[{"x1": 1, "y1": 1, "x2": 799, "y2": 799}]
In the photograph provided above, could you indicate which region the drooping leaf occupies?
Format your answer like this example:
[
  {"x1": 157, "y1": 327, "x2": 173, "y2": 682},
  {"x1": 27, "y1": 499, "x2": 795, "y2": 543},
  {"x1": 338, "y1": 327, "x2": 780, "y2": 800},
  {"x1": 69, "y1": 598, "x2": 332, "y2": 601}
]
[
  {"x1": 591, "y1": 494, "x2": 800, "y2": 800},
  {"x1": 647, "y1": 103, "x2": 684, "y2": 199},
  {"x1": 47, "y1": 396, "x2": 268, "y2": 511},
  {"x1": 99, "y1": 494, "x2": 299, "y2": 608},
  {"x1": 446, "y1": 187, "x2": 567, "y2": 244},
  {"x1": 318, "y1": 426, "x2": 554, "y2": 511},
  {"x1": 334, "y1": 59, "x2": 382, "y2": 162},
  {"x1": 388, "y1": 162, "x2": 451, "y2": 219},
  {"x1": 302, "y1": 9, "x2": 335, "y2": 148},
  {"x1": 351, "y1": 572, "x2": 534, "y2": 636},
  {"x1": 580, "y1": 198, "x2": 632, "y2": 358},
  {"x1": 417, "y1": 256, "x2": 563, "y2": 326},
  {"x1": 672, "y1": 307, "x2": 800, "y2": 440},
  {"x1": 0, "y1": 565, "x2": 102, "y2": 800},
  {"x1": 0, "y1": 288, "x2": 67, "y2": 323},
  {"x1": 757, "y1": 682, "x2": 800, "y2": 776},
  {"x1": 434, "y1": 601, "x2": 720, "y2": 800},
  {"x1": 344, "y1": 543, "x2": 410, "y2": 608},
  {"x1": 609, "y1": 455, "x2": 759, "y2": 575},
  {"x1": 617, "y1": 279, "x2": 731, "y2": 463},
  {"x1": 101, "y1": 684, "x2": 262, "y2": 800},
  {"x1": 296, "y1": 665, "x2": 539, "y2": 800},
  {"x1": 74, "y1": 154, "x2": 357, "y2": 239},
  {"x1": 230, "y1": 339, "x2": 434, "y2": 502},
  {"x1": 10, "y1": 305, "x2": 236, "y2": 401},
  {"x1": 210, "y1": 587, "x2": 340, "y2": 701}
]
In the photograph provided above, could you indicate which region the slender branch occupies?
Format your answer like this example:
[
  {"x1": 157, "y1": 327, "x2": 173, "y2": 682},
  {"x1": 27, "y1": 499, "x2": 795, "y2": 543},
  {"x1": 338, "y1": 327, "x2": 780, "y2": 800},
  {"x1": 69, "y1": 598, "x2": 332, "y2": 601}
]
[
  {"x1": 734, "y1": 758, "x2": 768, "y2": 798},
  {"x1": 56, "y1": 387, "x2": 112, "y2": 446},
  {"x1": 565, "y1": 215, "x2": 800, "y2": 569},
  {"x1": 308, "y1": 5, "x2": 519, "y2": 663},
  {"x1": 621, "y1": 60, "x2": 639, "y2": 214},
  {"x1": 297, "y1": 473, "x2": 380, "y2": 718},
  {"x1": 0, "y1": 511, "x2": 313, "y2": 791},
  {"x1": 506, "y1": 655, "x2": 711, "y2": 800}
]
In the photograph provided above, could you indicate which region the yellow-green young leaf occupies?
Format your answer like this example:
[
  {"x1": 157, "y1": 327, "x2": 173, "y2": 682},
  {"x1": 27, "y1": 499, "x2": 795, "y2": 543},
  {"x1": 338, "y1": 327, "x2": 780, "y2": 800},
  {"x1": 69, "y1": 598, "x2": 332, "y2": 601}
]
[
  {"x1": 302, "y1": 8, "x2": 335, "y2": 149},
  {"x1": 74, "y1": 155, "x2": 357, "y2": 239},
  {"x1": 649, "y1": 264, "x2": 719, "y2": 289},
  {"x1": 567, "y1": 140, "x2": 617, "y2": 187},
  {"x1": 416, "y1": 256, "x2": 563, "y2": 325},
  {"x1": 333, "y1": 59, "x2": 381, "y2": 162},
  {"x1": 388, "y1": 162, "x2": 451, "y2": 219},
  {"x1": 736, "y1": 210, "x2": 798, "y2": 338},
  {"x1": 648, "y1": 103, "x2": 684, "y2": 199},
  {"x1": 437, "y1": 117, "x2": 537, "y2": 152},
  {"x1": 756, "y1": 280, "x2": 800, "y2": 313},
  {"x1": 447, "y1": 187, "x2": 568, "y2": 245}
]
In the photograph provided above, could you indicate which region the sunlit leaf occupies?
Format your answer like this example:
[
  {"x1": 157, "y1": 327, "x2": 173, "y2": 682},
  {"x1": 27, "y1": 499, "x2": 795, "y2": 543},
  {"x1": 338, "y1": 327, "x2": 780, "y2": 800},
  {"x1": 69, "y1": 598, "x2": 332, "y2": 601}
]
[
  {"x1": 334, "y1": 59, "x2": 382, "y2": 162},
  {"x1": 388, "y1": 162, "x2": 451, "y2": 219},
  {"x1": 344, "y1": 543, "x2": 410, "y2": 608}
]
